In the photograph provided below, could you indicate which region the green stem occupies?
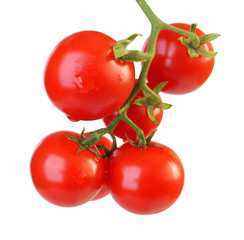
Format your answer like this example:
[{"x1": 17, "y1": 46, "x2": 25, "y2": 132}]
[
  {"x1": 161, "y1": 23, "x2": 200, "y2": 48},
  {"x1": 136, "y1": 0, "x2": 200, "y2": 47},
  {"x1": 78, "y1": 0, "x2": 164, "y2": 148},
  {"x1": 74, "y1": 0, "x2": 202, "y2": 149},
  {"x1": 136, "y1": 0, "x2": 161, "y2": 25},
  {"x1": 108, "y1": 132, "x2": 117, "y2": 151},
  {"x1": 121, "y1": 113, "x2": 146, "y2": 146},
  {"x1": 141, "y1": 84, "x2": 161, "y2": 103},
  {"x1": 93, "y1": 1, "x2": 163, "y2": 146}
]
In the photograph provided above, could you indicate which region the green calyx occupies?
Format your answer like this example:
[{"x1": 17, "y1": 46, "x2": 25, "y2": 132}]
[
  {"x1": 125, "y1": 134, "x2": 146, "y2": 148},
  {"x1": 66, "y1": 128, "x2": 102, "y2": 158},
  {"x1": 125, "y1": 131, "x2": 153, "y2": 149},
  {"x1": 113, "y1": 34, "x2": 152, "y2": 62},
  {"x1": 67, "y1": 128, "x2": 118, "y2": 159},
  {"x1": 133, "y1": 82, "x2": 172, "y2": 125},
  {"x1": 66, "y1": 136, "x2": 101, "y2": 159},
  {"x1": 125, "y1": 130, "x2": 164, "y2": 149},
  {"x1": 178, "y1": 23, "x2": 220, "y2": 58}
]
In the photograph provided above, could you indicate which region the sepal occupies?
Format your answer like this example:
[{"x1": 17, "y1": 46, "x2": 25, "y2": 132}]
[
  {"x1": 147, "y1": 106, "x2": 159, "y2": 125},
  {"x1": 113, "y1": 34, "x2": 152, "y2": 62},
  {"x1": 178, "y1": 23, "x2": 219, "y2": 58}
]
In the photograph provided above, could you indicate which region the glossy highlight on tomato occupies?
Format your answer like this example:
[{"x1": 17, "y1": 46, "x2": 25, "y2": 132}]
[
  {"x1": 44, "y1": 31, "x2": 135, "y2": 120},
  {"x1": 107, "y1": 142, "x2": 184, "y2": 215},
  {"x1": 30, "y1": 131, "x2": 105, "y2": 207},
  {"x1": 103, "y1": 91, "x2": 163, "y2": 142},
  {"x1": 142, "y1": 23, "x2": 215, "y2": 94}
]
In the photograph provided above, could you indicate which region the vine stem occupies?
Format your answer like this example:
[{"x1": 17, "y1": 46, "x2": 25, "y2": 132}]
[
  {"x1": 77, "y1": 0, "x2": 202, "y2": 149},
  {"x1": 136, "y1": 0, "x2": 200, "y2": 46},
  {"x1": 118, "y1": 0, "x2": 202, "y2": 115},
  {"x1": 99, "y1": 0, "x2": 164, "y2": 146}
]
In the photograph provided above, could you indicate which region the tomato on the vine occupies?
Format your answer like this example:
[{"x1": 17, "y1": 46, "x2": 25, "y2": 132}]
[
  {"x1": 142, "y1": 23, "x2": 215, "y2": 94},
  {"x1": 45, "y1": 31, "x2": 135, "y2": 121},
  {"x1": 103, "y1": 91, "x2": 163, "y2": 142},
  {"x1": 90, "y1": 135, "x2": 112, "y2": 201},
  {"x1": 30, "y1": 131, "x2": 105, "y2": 207},
  {"x1": 107, "y1": 142, "x2": 184, "y2": 215}
]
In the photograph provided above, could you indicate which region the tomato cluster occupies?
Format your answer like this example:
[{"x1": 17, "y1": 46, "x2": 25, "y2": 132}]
[{"x1": 31, "y1": 22, "x2": 216, "y2": 214}]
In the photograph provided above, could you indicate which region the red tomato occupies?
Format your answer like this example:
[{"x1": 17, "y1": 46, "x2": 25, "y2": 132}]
[
  {"x1": 107, "y1": 142, "x2": 184, "y2": 215},
  {"x1": 30, "y1": 131, "x2": 105, "y2": 207},
  {"x1": 103, "y1": 91, "x2": 163, "y2": 142},
  {"x1": 142, "y1": 23, "x2": 215, "y2": 94},
  {"x1": 44, "y1": 31, "x2": 135, "y2": 120},
  {"x1": 90, "y1": 135, "x2": 112, "y2": 201}
]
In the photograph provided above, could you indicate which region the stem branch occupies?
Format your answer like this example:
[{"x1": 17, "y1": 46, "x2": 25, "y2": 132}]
[{"x1": 72, "y1": 0, "x2": 204, "y2": 149}]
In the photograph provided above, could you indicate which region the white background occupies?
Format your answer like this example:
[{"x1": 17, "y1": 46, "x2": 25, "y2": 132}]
[{"x1": 0, "y1": 0, "x2": 243, "y2": 239}]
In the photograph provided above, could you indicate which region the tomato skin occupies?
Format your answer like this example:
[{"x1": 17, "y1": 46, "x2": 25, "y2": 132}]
[
  {"x1": 44, "y1": 31, "x2": 135, "y2": 120},
  {"x1": 107, "y1": 142, "x2": 184, "y2": 215},
  {"x1": 90, "y1": 135, "x2": 112, "y2": 201},
  {"x1": 30, "y1": 131, "x2": 105, "y2": 207},
  {"x1": 142, "y1": 23, "x2": 215, "y2": 94},
  {"x1": 103, "y1": 91, "x2": 163, "y2": 142}
]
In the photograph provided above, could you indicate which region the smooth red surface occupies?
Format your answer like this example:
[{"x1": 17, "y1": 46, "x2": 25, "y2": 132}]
[
  {"x1": 103, "y1": 91, "x2": 163, "y2": 142},
  {"x1": 30, "y1": 131, "x2": 105, "y2": 207},
  {"x1": 142, "y1": 23, "x2": 215, "y2": 94},
  {"x1": 44, "y1": 31, "x2": 135, "y2": 120},
  {"x1": 107, "y1": 142, "x2": 184, "y2": 215},
  {"x1": 90, "y1": 135, "x2": 112, "y2": 201}
]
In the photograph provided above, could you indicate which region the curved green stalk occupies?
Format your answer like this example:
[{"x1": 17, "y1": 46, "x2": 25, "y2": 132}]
[{"x1": 70, "y1": 0, "x2": 218, "y2": 150}]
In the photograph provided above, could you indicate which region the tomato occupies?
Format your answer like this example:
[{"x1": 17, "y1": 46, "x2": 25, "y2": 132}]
[
  {"x1": 107, "y1": 142, "x2": 184, "y2": 215},
  {"x1": 30, "y1": 131, "x2": 105, "y2": 207},
  {"x1": 90, "y1": 135, "x2": 112, "y2": 201},
  {"x1": 44, "y1": 31, "x2": 135, "y2": 120},
  {"x1": 103, "y1": 91, "x2": 163, "y2": 142},
  {"x1": 142, "y1": 23, "x2": 215, "y2": 94}
]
